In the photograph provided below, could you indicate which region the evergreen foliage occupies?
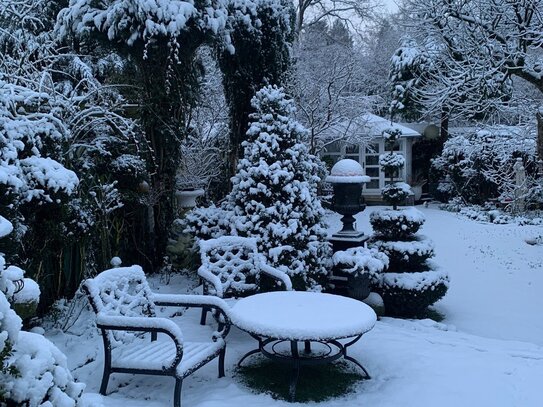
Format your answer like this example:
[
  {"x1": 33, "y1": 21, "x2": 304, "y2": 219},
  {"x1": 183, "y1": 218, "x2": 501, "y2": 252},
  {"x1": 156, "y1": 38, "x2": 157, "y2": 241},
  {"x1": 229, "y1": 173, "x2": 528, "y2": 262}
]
[
  {"x1": 389, "y1": 37, "x2": 427, "y2": 121},
  {"x1": 370, "y1": 207, "x2": 448, "y2": 318},
  {"x1": 229, "y1": 85, "x2": 330, "y2": 290},
  {"x1": 219, "y1": 0, "x2": 295, "y2": 180},
  {"x1": 0, "y1": 216, "x2": 84, "y2": 406},
  {"x1": 370, "y1": 141, "x2": 449, "y2": 317},
  {"x1": 379, "y1": 129, "x2": 412, "y2": 209}
]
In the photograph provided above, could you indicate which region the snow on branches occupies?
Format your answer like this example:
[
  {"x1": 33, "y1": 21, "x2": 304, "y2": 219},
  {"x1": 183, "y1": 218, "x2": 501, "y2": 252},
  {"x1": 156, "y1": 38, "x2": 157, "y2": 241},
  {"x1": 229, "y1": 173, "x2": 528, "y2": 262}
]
[
  {"x1": 56, "y1": 0, "x2": 278, "y2": 53},
  {"x1": 229, "y1": 85, "x2": 331, "y2": 291},
  {"x1": 0, "y1": 80, "x2": 79, "y2": 203}
]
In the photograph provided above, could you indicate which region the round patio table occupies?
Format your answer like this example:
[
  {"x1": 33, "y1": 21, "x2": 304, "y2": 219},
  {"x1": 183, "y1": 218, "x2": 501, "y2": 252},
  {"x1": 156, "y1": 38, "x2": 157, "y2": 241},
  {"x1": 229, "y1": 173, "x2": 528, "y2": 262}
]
[{"x1": 230, "y1": 291, "x2": 376, "y2": 401}]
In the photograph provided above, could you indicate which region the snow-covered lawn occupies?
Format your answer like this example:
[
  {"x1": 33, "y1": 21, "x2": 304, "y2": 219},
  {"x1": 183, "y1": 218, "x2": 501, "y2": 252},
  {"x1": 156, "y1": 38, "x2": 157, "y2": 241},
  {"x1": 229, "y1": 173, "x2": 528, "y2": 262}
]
[{"x1": 48, "y1": 205, "x2": 543, "y2": 406}]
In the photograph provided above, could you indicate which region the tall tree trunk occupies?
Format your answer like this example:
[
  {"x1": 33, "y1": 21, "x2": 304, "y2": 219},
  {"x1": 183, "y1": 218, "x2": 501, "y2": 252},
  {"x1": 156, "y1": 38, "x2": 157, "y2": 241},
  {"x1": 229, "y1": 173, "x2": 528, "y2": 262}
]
[
  {"x1": 439, "y1": 107, "x2": 449, "y2": 141},
  {"x1": 537, "y1": 109, "x2": 543, "y2": 161}
]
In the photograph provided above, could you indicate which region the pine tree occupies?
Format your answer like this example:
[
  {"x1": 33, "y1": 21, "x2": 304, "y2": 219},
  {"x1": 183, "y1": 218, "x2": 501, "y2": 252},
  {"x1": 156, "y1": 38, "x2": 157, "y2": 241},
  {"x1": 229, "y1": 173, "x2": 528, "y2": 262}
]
[
  {"x1": 229, "y1": 85, "x2": 330, "y2": 291},
  {"x1": 389, "y1": 36, "x2": 428, "y2": 121}
]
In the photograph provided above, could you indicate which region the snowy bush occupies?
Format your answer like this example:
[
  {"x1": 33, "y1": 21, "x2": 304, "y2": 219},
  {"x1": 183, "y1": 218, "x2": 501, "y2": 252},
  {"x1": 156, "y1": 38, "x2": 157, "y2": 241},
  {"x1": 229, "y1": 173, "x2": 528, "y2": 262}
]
[
  {"x1": 0, "y1": 215, "x2": 84, "y2": 406},
  {"x1": 431, "y1": 127, "x2": 539, "y2": 206},
  {"x1": 370, "y1": 238, "x2": 434, "y2": 271},
  {"x1": 379, "y1": 128, "x2": 412, "y2": 209},
  {"x1": 370, "y1": 207, "x2": 425, "y2": 240},
  {"x1": 375, "y1": 270, "x2": 449, "y2": 318},
  {"x1": 332, "y1": 247, "x2": 389, "y2": 280},
  {"x1": 182, "y1": 203, "x2": 235, "y2": 242},
  {"x1": 228, "y1": 86, "x2": 331, "y2": 291},
  {"x1": 1, "y1": 331, "x2": 85, "y2": 406},
  {"x1": 370, "y1": 190, "x2": 448, "y2": 317},
  {"x1": 381, "y1": 182, "x2": 413, "y2": 209}
]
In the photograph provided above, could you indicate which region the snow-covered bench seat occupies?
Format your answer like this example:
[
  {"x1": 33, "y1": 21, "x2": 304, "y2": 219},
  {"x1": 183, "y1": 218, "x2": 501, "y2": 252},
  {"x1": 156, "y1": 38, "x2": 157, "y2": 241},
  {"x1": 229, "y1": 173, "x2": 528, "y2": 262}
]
[
  {"x1": 198, "y1": 236, "x2": 292, "y2": 325},
  {"x1": 82, "y1": 265, "x2": 231, "y2": 407}
]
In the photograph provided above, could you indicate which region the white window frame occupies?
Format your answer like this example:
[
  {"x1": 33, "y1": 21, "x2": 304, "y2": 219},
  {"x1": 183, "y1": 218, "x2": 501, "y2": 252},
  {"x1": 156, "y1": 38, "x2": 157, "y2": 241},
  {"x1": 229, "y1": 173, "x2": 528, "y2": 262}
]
[{"x1": 320, "y1": 138, "x2": 406, "y2": 193}]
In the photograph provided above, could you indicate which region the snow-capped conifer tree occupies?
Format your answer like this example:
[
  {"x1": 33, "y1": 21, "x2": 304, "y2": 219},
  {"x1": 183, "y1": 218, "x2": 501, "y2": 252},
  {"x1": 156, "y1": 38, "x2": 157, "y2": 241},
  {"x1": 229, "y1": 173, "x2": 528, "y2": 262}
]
[
  {"x1": 229, "y1": 85, "x2": 330, "y2": 291},
  {"x1": 389, "y1": 37, "x2": 428, "y2": 121}
]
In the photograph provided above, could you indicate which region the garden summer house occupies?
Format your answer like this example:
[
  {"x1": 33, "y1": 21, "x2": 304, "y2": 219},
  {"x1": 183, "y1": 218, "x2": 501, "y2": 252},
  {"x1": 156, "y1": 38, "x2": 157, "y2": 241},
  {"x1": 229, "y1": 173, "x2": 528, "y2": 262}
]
[{"x1": 321, "y1": 113, "x2": 421, "y2": 203}]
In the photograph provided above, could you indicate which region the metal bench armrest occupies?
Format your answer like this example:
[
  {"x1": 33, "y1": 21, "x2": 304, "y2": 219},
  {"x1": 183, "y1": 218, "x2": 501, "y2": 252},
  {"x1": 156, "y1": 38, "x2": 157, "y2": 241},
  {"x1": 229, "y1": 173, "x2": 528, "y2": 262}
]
[
  {"x1": 259, "y1": 263, "x2": 293, "y2": 291},
  {"x1": 152, "y1": 294, "x2": 231, "y2": 339},
  {"x1": 197, "y1": 266, "x2": 224, "y2": 297}
]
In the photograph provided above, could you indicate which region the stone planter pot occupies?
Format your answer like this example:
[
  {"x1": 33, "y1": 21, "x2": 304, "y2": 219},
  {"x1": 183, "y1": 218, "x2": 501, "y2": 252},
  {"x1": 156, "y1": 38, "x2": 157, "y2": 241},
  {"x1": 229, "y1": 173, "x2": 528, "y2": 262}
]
[
  {"x1": 176, "y1": 189, "x2": 204, "y2": 208},
  {"x1": 346, "y1": 273, "x2": 371, "y2": 301}
]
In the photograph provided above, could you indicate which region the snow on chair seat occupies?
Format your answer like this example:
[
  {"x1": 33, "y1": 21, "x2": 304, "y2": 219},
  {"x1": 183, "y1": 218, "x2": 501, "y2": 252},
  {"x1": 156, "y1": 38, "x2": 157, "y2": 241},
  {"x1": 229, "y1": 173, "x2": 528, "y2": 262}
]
[
  {"x1": 111, "y1": 338, "x2": 225, "y2": 377},
  {"x1": 82, "y1": 265, "x2": 231, "y2": 407},
  {"x1": 198, "y1": 236, "x2": 293, "y2": 325}
]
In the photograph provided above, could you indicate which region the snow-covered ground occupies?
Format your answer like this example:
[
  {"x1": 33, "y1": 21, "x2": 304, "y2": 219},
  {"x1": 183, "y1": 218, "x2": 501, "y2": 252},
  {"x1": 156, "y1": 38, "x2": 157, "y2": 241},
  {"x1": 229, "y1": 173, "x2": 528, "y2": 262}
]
[{"x1": 48, "y1": 205, "x2": 543, "y2": 406}]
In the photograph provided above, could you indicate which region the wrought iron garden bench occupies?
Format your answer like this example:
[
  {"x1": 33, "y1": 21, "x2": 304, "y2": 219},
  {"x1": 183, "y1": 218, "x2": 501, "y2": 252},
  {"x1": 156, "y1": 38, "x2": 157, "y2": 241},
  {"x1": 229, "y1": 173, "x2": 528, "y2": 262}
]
[
  {"x1": 82, "y1": 265, "x2": 231, "y2": 407},
  {"x1": 198, "y1": 236, "x2": 293, "y2": 325}
]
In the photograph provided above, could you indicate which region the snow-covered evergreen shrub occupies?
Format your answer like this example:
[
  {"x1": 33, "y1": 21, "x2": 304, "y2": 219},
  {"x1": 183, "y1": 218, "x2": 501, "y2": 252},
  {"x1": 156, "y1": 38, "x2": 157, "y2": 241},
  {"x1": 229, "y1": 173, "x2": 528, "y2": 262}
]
[
  {"x1": 370, "y1": 207, "x2": 425, "y2": 240},
  {"x1": 332, "y1": 247, "x2": 389, "y2": 280},
  {"x1": 381, "y1": 182, "x2": 413, "y2": 208},
  {"x1": 375, "y1": 270, "x2": 449, "y2": 317},
  {"x1": 229, "y1": 86, "x2": 331, "y2": 291},
  {"x1": 370, "y1": 238, "x2": 434, "y2": 271},
  {"x1": 2, "y1": 331, "x2": 85, "y2": 406},
  {"x1": 379, "y1": 129, "x2": 411, "y2": 209},
  {"x1": 182, "y1": 203, "x2": 234, "y2": 242},
  {"x1": 370, "y1": 131, "x2": 449, "y2": 318},
  {"x1": 431, "y1": 127, "x2": 538, "y2": 205},
  {"x1": 370, "y1": 182, "x2": 448, "y2": 317},
  {"x1": 0, "y1": 215, "x2": 84, "y2": 406}
]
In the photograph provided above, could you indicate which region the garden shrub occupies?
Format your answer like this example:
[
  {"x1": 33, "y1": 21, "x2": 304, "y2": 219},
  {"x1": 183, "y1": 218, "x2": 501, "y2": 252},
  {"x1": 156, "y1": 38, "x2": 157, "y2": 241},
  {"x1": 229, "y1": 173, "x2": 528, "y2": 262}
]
[
  {"x1": 374, "y1": 270, "x2": 449, "y2": 318},
  {"x1": 370, "y1": 207, "x2": 425, "y2": 240},
  {"x1": 431, "y1": 127, "x2": 540, "y2": 206},
  {"x1": 369, "y1": 238, "x2": 434, "y2": 271},
  {"x1": 370, "y1": 128, "x2": 449, "y2": 318},
  {"x1": 1, "y1": 215, "x2": 84, "y2": 406}
]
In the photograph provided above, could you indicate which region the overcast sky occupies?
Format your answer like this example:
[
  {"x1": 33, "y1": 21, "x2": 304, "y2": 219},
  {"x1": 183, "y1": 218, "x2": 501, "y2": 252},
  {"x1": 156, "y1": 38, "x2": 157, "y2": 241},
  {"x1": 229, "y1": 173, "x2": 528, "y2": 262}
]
[{"x1": 382, "y1": 0, "x2": 399, "y2": 13}]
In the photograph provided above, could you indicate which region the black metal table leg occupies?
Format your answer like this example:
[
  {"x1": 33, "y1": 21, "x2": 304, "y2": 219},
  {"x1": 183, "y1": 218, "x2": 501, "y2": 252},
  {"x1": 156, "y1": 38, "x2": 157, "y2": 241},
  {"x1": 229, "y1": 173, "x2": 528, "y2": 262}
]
[
  {"x1": 238, "y1": 348, "x2": 261, "y2": 367},
  {"x1": 342, "y1": 334, "x2": 371, "y2": 379},
  {"x1": 289, "y1": 340, "x2": 300, "y2": 402},
  {"x1": 238, "y1": 335, "x2": 266, "y2": 367}
]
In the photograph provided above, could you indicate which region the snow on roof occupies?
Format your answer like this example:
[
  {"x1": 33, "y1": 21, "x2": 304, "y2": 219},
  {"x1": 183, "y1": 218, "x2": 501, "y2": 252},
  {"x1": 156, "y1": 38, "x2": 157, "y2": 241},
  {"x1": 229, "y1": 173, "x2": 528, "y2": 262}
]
[{"x1": 329, "y1": 113, "x2": 421, "y2": 139}]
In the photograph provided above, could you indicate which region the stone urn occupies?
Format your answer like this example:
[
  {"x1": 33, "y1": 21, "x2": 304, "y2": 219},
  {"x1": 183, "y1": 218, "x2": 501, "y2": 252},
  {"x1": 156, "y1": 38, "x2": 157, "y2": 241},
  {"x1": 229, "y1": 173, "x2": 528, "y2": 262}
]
[
  {"x1": 326, "y1": 159, "x2": 370, "y2": 239},
  {"x1": 176, "y1": 188, "x2": 204, "y2": 209}
]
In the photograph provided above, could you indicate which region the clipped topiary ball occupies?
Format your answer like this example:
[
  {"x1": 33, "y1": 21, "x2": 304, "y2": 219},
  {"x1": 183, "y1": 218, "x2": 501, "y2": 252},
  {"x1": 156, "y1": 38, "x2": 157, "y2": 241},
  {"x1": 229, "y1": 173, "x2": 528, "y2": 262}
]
[
  {"x1": 374, "y1": 269, "x2": 449, "y2": 318},
  {"x1": 370, "y1": 207, "x2": 425, "y2": 240},
  {"x1": 381, "y1": 182, "x2": 413, "y2": 208},
  {"x1": 369, "y1": 238, "x2": 434, "y2": 271}
]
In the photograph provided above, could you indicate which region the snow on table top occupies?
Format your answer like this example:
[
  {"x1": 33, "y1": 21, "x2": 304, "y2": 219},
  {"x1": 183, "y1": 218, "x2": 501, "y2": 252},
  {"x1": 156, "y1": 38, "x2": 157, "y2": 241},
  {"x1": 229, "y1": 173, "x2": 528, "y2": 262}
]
[{"x1": 230, "y1": 291, "x2": 376, "y2": 340}]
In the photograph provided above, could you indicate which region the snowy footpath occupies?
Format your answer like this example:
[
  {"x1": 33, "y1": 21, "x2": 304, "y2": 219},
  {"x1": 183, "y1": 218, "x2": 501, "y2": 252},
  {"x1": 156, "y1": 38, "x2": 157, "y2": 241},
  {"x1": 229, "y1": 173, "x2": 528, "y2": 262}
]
[{"x1": 48, "y1": 206, "x2": 543, "y2": 407}]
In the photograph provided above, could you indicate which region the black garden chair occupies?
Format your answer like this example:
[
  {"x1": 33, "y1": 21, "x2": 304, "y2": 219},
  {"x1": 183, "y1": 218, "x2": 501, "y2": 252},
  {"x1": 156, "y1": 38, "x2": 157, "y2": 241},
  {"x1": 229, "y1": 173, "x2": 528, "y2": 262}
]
[{"x1": 82, "y1": 265, "x2": 231, "y2": 407}]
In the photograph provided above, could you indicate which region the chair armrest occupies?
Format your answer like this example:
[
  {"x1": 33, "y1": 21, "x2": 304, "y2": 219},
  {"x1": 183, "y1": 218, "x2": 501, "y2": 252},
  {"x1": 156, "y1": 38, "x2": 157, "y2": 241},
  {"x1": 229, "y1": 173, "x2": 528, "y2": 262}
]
[
  {"x1": 259, "y1": 263, "x2": 293, "y2": 291},
  {"x1": 96, "y1": 314, "x2": 184, "y2": 345},
  {"x1": 152, "y1": 294, "x2": 231, "y2": 339},
  {"x1": 152, "y1": 294, "x2": 229, "y2": 313},
  {"x1": 96, "y1": 314, "x2": 184, "y2": 370},
  {"x1": 197, "y1": 266, "x2": 224, "y2": 297}
]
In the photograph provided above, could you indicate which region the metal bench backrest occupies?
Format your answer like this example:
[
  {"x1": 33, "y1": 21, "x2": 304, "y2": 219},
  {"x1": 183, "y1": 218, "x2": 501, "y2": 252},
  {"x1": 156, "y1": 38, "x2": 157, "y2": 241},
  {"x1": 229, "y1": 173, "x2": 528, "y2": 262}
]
[
  {"x1": 82, "y1": 265, "x2": 155, "y2": 346},
  {"x1": 199, "y1": 236, "x2": 260, "y2": 296}
]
